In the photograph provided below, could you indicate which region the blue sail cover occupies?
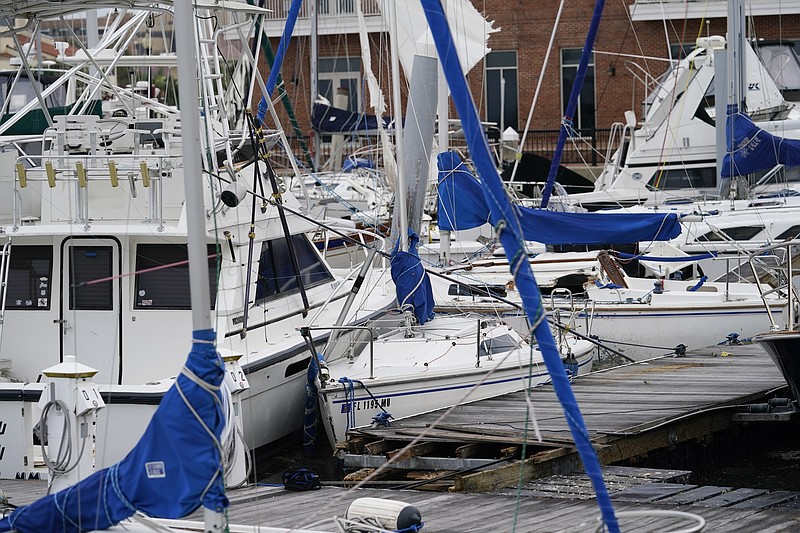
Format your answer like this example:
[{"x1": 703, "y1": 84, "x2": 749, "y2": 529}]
[
  {"x1": 437, "y1": 151, "x2": 681, "y2": 244},
  {"x1": 722, "y1": 106, "x2": 800, "y2": 177},
  {"x1": 390, "y1": 230, "x2": 435, "y2": 325},
  {"x1": 312, "y1": 102, "x2": 393, "y2": 134},
  {"x1": 0, "y1": 329, "x2": 228, "y2": 533}
]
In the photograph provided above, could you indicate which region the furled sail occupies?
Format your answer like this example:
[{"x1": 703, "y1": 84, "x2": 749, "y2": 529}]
[
  {"x1": 390, "y1": 230, "x2": 435, "y2": 325},
  {"x1": 0, "y1": 329, "x2": 228, "y2": 533},
  {"x1": 721, "y1": 105, "x2": 800, "y2": 177},
  {"x1": 437, "y1": 151, "x2": 681, "y2": 244}
]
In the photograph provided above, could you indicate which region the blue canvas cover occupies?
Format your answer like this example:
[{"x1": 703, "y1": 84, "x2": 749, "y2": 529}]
[
  {"x1": 0, "y1": 328, "x2": 228, "y2": 533},
  {"x1": 311, "y1": 102, "x2": 393, "y2": 134},
  {"x1": 390, "y1": 230, "x2": 435, "y2": 325},
  {"x1": 437, "y1": 151, "x2": 681, "y2": 244},
  {"x1": 722, "y1": 106, "x2": 800, "y2": 177}
]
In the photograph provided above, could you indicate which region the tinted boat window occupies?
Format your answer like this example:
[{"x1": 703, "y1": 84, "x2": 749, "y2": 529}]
[
  {"x1": 135, "y1": 243, "x2": 219, "y2": 309},
  {"x1": 776, "y1": 225, "x2": 800, "y2": 241},
  {"x1": 69, "y1": 246, "x2": 113, "y2": 310},
  {"x1": 3, "y1": 245, "x2": 52, "y2": 310},
  {"x1": 697, "y1": 225, "x2": 765, "y2": 242},
  {"x1": 255, "y1": 234, "x2": 333, "y2": 304}
]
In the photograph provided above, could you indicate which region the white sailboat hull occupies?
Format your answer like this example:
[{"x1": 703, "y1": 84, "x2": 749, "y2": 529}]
[{"x1": 318, "y1": 318, "x2": 594, "y2": 445}]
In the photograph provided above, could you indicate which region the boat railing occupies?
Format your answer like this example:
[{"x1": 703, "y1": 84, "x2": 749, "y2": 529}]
[
  {"x1": 0, "y1": 238, "x2": 10, "y2": 350},
  {"x1": 747, "y1": 240, "x2": 800, "y2": 331},
  {"x1": 13, "y1": 150, "x2": 175, "y2": 229}
]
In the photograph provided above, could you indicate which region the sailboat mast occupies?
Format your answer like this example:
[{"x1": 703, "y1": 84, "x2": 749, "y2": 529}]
[
  {"x1": 389, "y1": 0, "x2": 408, "y2": 251},
  {"x1": 540, "y1": 0, "x2": 606, "y2": 209},
  {"x1": 174, "y1": 0, "x2": 212, "y2": 331}
]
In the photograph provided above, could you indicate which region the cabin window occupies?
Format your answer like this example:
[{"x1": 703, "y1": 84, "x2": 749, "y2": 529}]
[
  {"x1": 255, "y1": 235, "x2": 334, "y2": 304},
  {"x1": 69, "y1": 246, "x2": 113, "y2": 310},
  {"x1": 485, "y1": 51, "x2": 519, "y2": 131},
  {"x1": 697, "y1": 225, "x2": 765, "y2": 242},
  {"x1": 448, "y1": 283, "x2": 507, "y2": 298},
  {"x1": 2, "y1": 245, "x2": 52, "y2": 310},
  {"x1": 776, "y1": 225, "x2": 800, "y2": 240},
  {"x1": 479, "y1": 333, "x2": 519, "y2": 357},
  {"x1": 134, "y1": 244, "x2": 219, "y2": 310},
  {"x1": 658, "y1": 167, "x2": 716, "y2": 190},
  {"x1": 561, "y1": 48, "x2": 595, "y2": 131}
]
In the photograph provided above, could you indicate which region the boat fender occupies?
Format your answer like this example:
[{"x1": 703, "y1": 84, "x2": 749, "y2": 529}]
[{"x1": 346, "y1": 497, "x2": 423, "y2": 531}]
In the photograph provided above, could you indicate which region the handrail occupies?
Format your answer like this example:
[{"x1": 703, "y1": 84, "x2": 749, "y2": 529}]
[
  {"x1": 0, "y1": 239, "x2": 11, "y2": 349},
  {"x1": 748, "y1": 240, "x2": 800, "y2": 331}
]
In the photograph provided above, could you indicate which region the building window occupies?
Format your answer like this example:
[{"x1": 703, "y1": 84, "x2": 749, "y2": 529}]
[
  {"x1": 485, "y1": 51, "x2": 518, "y2": 132},
  {"x1": 318, "y1": 57, "x2": 361, "y2": 113},
  {"x1": 134, "y1": 243, "x2": 219, "y2": 310},
  {"x1": 255, "y1": 234, "x2": 334, "y2": 304},
  {"x1": 561, "y1": 48, "x2": 596, "y2": 131},
  {"x1": 2, "y1": 245, "x2": 52, "y2": 310},
  {"x1": 69, "y1": 246, "x2": 113, "y2": 311}
]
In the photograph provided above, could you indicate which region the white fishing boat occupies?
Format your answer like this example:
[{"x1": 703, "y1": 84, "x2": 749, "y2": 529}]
[{"x1": 0, "y1": 2, "x2": 397, "y2": 477}]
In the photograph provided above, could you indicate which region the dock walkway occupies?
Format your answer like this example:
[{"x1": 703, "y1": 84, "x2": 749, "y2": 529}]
[{"x1": 340, "y1": 344, "x2": 792, "y2": 491}]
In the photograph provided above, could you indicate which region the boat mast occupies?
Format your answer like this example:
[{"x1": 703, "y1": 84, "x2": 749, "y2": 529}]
[
  {"x1": 174, "y1": 1, "x2": 212, "y2": 339},
  {"x1": 540, "y1": 0, "x2": 606, "y2": 209},
  {"x1": 389, "y1": 0, "x2": 408, "y2": 251},
  {"x1": 311, "y1": 0, "x2": 319, "y2": 171}
]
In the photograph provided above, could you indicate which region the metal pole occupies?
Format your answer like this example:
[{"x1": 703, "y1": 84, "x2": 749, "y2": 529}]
[
  {"x1": 389, "y1": 0, "x2": 407, "y2": 251},
  {"x1": 310, "y1": 0, "x2": 319, "y2": 171},
  {"x1": 174, "y1": 1, "x2": 212, "y2": 331}
]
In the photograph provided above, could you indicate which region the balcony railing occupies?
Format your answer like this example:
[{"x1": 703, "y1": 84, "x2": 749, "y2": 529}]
[
  {"x1": 274, "y1": 128, "x2": 614, "y2": 171},
  {"x1": 262, "y1": 0, "x2": 382, "y2": 20}
]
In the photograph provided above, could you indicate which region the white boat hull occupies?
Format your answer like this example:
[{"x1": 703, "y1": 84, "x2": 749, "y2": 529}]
[{"x1": 318, "y1": 331, "x2": 594, "y2": 445}]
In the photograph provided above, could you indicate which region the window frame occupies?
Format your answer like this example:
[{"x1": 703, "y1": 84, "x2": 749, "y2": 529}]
[
  {"x1": 484, "y1": 50, "x2": 519, "y2": 132},
  {"x1": 2, "y1": 245, "x2": 53, "y2": 310}
]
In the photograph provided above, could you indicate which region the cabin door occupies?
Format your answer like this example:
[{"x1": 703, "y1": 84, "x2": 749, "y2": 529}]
[{"x1": 60, "y1": 237, "x2": 122, "y2": 384}]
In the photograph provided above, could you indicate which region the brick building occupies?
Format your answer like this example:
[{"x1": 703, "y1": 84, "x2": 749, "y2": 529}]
[{"x1": 259, "y1": 0, "x2": 800, "y2": 163}]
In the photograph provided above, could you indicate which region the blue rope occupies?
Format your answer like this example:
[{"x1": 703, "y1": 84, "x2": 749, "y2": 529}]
[{"x1": 338, "y1": 377, "x2": 392, "y2": 432}]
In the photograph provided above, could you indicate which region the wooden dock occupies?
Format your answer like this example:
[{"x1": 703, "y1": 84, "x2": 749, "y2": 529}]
[
  {"x1": 337, "y1": 344, "x2": 794, "y2": 492},
  {"x1": 0, "y1": 344, "x2": 798, "y2": 531},
  {"x1": 2, "y1": 469, "x2": 800, "y2": 532}
]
